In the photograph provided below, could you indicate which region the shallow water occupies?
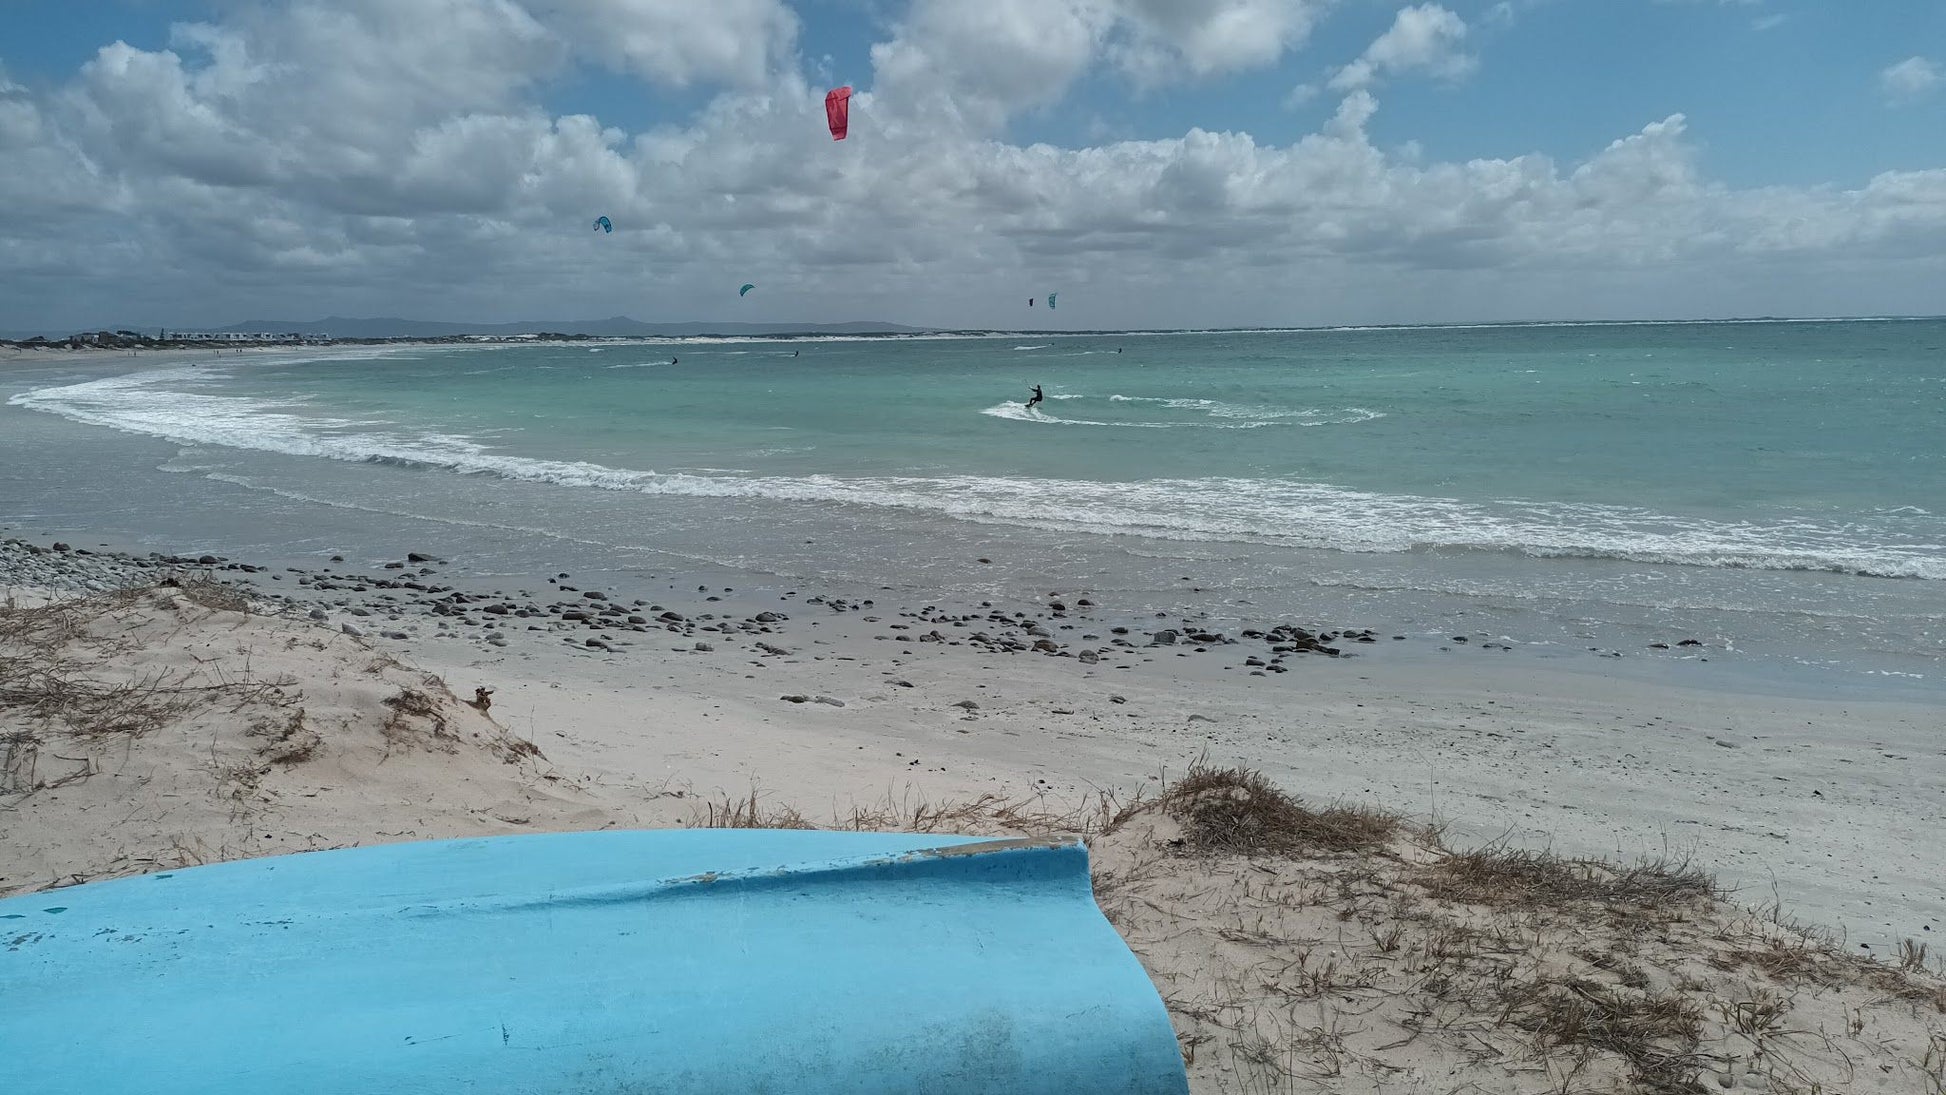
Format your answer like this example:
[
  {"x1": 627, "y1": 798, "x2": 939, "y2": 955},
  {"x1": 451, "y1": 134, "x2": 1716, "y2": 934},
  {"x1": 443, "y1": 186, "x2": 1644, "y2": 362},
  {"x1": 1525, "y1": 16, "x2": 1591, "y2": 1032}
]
[{"x1": 4, "y1": 320, "x2": 1943, "y2": 695}]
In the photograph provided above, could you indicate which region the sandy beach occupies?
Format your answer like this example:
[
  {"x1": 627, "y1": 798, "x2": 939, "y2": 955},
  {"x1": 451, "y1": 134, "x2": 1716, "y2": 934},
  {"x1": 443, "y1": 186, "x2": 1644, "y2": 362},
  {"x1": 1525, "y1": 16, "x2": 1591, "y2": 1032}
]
[
  {"x1": 5, "y1": 542, "x2": 1943, "y2": 1092},
  {"x1": 7, "y1": 536, "x2": 1936, "y2": 944}
]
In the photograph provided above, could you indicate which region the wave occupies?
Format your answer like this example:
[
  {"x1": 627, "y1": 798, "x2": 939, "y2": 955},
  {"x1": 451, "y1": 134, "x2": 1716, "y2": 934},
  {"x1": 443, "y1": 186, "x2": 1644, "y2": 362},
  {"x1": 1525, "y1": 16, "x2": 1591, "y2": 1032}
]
[
  {"x1": 13, "y1": 369, "x2": 1944, "y2": 580},
  {"x1": 993, "y1": 395, "x2": 1382, "y2": 428},
  {"x1": 1012, "y1": 344, "x2": 1050, "y2": 351},
  {"x1": 1104, "y1": 395, "x2": 1385, "y2": 425},
  {"x1": 980, "y1": 402, "x2": 1284, "y2": 429}
]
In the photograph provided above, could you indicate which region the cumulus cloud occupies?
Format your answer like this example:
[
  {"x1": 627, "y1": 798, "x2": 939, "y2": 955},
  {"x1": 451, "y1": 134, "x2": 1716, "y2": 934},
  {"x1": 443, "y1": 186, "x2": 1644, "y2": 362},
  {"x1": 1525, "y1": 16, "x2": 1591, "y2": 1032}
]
[
  {"x1": 1880, "y1": 56, "x2": 1941, "y2": 104},
  {"x1": 1330, "y1": 5, "x2": 1475, "y2": 92},
  {"x1": 870, "y1": 0, "x2": 1332, "y2": 133},
  {"x1": 532, "y1": 0, "x2": 798, "y2": 88},
  {"x1": 2, "y1": 0, "x2": 1945, "y2": 332}
]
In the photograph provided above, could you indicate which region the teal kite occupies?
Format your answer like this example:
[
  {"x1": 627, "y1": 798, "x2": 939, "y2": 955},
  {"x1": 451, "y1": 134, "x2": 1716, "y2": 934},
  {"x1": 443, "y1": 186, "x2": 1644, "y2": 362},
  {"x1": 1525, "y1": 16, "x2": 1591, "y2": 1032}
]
[
  {"x1": 739, "y1": 283, "x2": 756, "y2": 297},
  {"x1": 593, "y1": 216, "x2": 612, "y2": 233}
]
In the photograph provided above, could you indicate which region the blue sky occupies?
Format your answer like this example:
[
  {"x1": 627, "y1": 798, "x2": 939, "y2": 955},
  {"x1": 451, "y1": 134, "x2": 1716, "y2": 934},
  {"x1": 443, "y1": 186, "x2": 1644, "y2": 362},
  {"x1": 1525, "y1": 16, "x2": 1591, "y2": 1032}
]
[
  {"x1": 10, "y1": 0, "x2": 1938, "y2": 186},
  {"x1": 2, "y1": 1, "x2": 1943, "y2": 329}
]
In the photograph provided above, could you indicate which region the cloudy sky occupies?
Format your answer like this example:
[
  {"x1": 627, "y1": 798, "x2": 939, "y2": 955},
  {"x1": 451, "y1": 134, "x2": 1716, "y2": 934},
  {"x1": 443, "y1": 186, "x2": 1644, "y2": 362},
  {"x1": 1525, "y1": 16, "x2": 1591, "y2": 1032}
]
[{"x1": 2, "y1": 0, "x2": 1942, "y2": 332}]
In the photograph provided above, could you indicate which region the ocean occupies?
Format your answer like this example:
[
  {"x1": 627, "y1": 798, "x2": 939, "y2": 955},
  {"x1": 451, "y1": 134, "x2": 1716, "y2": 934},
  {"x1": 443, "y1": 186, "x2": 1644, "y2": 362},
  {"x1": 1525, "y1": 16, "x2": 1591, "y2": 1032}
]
[{"x1": 4, "y1": 320, "x2": 1943, "y2": 696}]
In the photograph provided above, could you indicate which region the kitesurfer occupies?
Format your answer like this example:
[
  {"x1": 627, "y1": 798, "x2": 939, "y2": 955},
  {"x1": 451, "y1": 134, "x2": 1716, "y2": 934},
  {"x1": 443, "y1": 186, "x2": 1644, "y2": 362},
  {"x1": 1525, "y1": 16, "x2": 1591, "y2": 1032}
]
[{"x1": 1025, "y1": 384, "x2": 1044, "y2": 411}]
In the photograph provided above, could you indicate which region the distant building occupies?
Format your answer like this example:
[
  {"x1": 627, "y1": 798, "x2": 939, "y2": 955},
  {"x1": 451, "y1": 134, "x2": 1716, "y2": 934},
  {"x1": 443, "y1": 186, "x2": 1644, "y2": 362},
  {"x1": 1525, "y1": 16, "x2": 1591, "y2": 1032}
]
[{"x1": 161, "y1": 331, "x2": 315, "y2": 343}]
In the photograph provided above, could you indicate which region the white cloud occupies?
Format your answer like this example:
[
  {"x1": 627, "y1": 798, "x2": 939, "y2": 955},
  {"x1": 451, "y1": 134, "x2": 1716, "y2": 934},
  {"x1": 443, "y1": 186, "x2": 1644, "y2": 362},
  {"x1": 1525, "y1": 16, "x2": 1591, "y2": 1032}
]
[
  {"x1": 530, "y1": 0, "x2": 798, "y2": 88},
  {"x1": 1880, "y1": 56, "x2": 1941, "y2": 104},
  {"x1": 1330, "y1": 4, "x2": 1475, "y2": 92},
  {"x1": 869, "y1": 0, "x2": 1333, "y2": 134},
  {"x1": 3, "y1": 1, "x2": 1946, "y2": 332},
  {"x1": 1112, "y1": 0, "x2": 1333, "y2": 81}
]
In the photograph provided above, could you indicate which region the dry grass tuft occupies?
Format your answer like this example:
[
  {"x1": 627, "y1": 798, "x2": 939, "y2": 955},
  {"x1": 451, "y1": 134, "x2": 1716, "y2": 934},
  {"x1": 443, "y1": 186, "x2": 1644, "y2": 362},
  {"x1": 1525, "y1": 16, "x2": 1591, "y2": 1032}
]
[
  {"x1": 1421, "y1": 845, "x2": 1716, "y2": 911},
  {"x1": 699, "y1": 790, "x2": 813, "y2": 830},
  {"x1": 248, "y1": 708, "x2": 320, "y2": 765},
  {"x1": 691, "y1": 784, "x2": 1113, "y2": 838},
  {"x1": 380, "y1": 687, "x2": 453, "y2": 746},
  {"x1": 1, "y1": 729, "x2": 44, "y2": 793},
  {"x1": 1500, "y1": 976, "x2": 1707, "y2": 1093},
  {"x1": 1141, "y1": 762, "x2": 1399, "y2": 857},
  {"x1": 170, "y1": 576, "x2": 254, "y2": 614}
]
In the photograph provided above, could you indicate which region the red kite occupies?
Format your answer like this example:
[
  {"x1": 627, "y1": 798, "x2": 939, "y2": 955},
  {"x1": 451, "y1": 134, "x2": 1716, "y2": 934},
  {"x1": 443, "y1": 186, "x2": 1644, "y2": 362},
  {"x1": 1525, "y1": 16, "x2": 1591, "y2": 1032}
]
[{"x1": 825, "y1": 86, "x2": 852, "y2": 141}]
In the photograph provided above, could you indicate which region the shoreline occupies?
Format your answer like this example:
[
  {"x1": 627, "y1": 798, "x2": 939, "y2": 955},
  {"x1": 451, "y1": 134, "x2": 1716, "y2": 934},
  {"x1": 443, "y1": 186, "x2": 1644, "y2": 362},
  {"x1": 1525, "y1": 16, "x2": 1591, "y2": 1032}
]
[{"x1": 3, "y1": 534, "x2": 1939, "y2": 952}]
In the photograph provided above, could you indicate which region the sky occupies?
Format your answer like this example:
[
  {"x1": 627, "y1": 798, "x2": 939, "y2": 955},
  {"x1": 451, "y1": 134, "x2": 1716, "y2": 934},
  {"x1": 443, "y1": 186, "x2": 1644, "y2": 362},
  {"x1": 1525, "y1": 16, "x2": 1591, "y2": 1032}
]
[{"x1": 1, "y1": 0, "x2": 1943, "y2": 332}]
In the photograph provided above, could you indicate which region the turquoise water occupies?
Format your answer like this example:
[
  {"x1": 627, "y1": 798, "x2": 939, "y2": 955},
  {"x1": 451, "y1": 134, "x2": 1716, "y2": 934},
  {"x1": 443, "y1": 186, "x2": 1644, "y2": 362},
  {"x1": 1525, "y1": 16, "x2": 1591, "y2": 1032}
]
[{"x1": 6, "y1": 320, "x2": 1944, "y2": 689}]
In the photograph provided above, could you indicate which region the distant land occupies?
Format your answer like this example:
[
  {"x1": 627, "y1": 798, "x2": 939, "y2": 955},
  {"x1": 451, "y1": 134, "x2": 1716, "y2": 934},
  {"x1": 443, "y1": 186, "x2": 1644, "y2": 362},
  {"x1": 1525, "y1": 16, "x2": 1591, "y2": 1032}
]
[
  {"x1": 0, "y1": 316, "x2": 934, "y2": 341},
  {"x1": 5, "y1": 313, "x2": 1943, "y2": 343}
]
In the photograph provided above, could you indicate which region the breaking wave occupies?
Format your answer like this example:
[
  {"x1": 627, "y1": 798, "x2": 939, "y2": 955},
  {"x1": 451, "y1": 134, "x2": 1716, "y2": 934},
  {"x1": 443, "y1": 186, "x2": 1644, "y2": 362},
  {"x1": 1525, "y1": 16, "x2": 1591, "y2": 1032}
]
[{"x1": 11, "y1": 368, "x2": 1942, "y2": 580}]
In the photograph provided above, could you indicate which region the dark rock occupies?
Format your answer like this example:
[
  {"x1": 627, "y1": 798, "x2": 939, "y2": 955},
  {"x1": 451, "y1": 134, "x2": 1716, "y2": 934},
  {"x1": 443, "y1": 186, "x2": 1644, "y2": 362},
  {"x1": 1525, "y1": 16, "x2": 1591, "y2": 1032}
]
[
  {"x1": 780, "y1": 694, "x2": 810, "y2": 703},
  {"x1": 197, "y1": 555, "x2": 220, "y2": 565},
  {"x1": 1150, "y1": 629, "x2": 1179, "y2": 646}
]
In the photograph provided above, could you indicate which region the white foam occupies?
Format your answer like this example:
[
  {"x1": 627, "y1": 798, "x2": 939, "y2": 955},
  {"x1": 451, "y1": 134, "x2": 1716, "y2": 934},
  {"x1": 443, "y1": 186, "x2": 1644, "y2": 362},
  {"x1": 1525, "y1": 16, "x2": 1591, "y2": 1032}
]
[
  {"x1": 979, "y1": 402, "x2": 1281, "y2": 429},
  {"x1": 13, "y1": 368, "x2": 1943, "y2": 581},
  {"x1": 1023, "y1": 395, "x2": 1384, "y2": 427}
]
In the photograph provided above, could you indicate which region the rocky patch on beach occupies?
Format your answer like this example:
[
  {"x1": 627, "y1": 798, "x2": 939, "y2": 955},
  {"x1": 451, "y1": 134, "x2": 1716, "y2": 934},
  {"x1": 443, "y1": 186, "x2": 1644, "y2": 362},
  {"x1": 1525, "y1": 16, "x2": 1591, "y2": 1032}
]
[{"x1": 1, "y1": 537, "x2": 1584, "y2": 679}]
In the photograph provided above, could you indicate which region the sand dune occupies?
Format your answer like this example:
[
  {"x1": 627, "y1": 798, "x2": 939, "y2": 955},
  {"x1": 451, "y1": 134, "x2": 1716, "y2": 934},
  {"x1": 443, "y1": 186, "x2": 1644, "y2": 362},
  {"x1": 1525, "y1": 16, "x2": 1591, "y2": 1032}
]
[{"x1": 4, "y1": 580, "x2": 1942, "y2": 1092}]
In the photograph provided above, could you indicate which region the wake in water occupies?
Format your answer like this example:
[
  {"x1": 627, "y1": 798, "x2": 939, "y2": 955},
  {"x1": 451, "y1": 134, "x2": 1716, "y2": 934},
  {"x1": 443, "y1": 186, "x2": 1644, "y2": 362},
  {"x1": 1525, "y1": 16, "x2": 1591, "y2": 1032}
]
[
  {"x1": 982, "y1": 393, "x2": 1383, "y2": 429},
  {"x1": 11, "y1": 368, "x2": 1944, "y2": 580}
]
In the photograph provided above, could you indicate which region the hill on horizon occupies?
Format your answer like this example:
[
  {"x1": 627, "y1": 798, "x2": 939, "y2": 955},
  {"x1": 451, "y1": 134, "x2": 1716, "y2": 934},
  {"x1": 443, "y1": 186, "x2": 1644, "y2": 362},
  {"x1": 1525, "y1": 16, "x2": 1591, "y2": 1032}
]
[
  {"x1": 0, "y1": 316, "x2": 934, "y2": 341},
  {"x1": 219, "y1": 316, "x2": 934, "y2": 339}
]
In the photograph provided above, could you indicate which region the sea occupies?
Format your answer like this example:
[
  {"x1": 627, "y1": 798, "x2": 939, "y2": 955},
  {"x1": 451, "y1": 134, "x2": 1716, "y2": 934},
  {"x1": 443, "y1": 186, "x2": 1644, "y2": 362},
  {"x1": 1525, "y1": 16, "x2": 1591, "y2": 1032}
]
[{"x1": 3, "y1": 320, "x2": 1943, "y2": 698}]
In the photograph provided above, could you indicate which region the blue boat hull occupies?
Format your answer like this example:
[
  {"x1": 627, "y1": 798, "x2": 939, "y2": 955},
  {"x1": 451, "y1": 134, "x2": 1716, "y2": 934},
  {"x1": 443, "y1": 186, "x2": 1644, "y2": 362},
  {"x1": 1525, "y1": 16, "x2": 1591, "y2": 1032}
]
[{"x1": 1, "y1": 829, "x2": 1187, "y2": 1094}]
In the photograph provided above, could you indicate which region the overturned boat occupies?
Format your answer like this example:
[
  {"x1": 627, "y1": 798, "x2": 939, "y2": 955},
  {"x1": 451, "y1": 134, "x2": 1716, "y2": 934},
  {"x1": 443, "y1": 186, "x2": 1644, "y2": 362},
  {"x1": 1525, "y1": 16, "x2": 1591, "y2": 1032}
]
[{"x1": 1, "y1": 829, "x2": 1188, "y2": 1094}]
